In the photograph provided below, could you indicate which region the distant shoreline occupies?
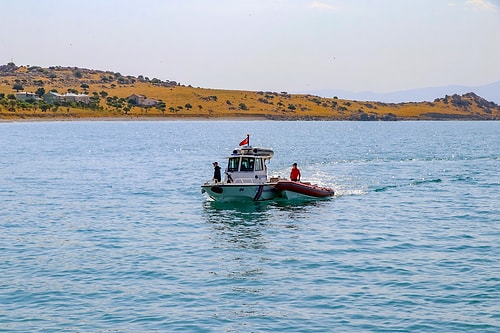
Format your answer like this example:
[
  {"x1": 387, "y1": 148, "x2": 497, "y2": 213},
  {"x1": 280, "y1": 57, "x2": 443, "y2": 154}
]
[
  {"x1": 0, "y1": 116, "x2": 269, "y2": 123},
  {"x1": 1, "y1": 64, "x2": 498, "y2": 120},
  {"x1": 2, "y1": 115, "x2": 498, "y2": 123}
]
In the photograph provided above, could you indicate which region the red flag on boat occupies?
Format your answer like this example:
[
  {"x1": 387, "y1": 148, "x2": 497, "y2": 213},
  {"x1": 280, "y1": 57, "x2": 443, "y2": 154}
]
[{"x1": 239, "y1": 135, "x2": 249, "y2": 146}]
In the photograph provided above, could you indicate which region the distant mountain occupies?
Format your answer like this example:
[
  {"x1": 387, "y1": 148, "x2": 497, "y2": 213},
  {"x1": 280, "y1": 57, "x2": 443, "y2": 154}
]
[{"x1": 303, "y1": 81, "x2": 500, "y2": 104}]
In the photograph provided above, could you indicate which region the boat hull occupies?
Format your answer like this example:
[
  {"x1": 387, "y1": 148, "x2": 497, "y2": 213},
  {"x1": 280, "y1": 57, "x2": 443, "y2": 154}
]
[
  {"x1": 201, "y1": 183, "x2": 280, "y2": 202},
  {"x1": 274, "y1": 180, "x2": 334, "y2": 199}
]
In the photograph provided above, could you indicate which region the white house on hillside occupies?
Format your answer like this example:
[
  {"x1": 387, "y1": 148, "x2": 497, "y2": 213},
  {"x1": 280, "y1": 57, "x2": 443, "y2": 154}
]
[
  {"x1": 43, "y1": 92, "x2": 65, "y2": 103},
  {"x1": 128, "y1": 94, "x2": 159, "y2": 106},
  {"x1": 64, "y1": 93, "x2": 90, "y2": 104},
  {"x1": 15, "y1": 92, "x2": 40, "y2": 101},
  {"x1": 43, "y1": 91, "x2": 90, "y2": 104}
]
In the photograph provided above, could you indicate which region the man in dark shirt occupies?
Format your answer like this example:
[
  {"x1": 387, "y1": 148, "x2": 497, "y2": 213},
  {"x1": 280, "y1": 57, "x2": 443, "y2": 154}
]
[{"x1": 213, "y1": 162, "x2": 222, "y2": 182}]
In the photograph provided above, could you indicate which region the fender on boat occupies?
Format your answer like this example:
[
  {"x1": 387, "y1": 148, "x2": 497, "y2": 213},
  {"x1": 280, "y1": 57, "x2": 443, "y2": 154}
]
[{"x1": 211, "y1": 186, "x2": 223, "y2": 194}]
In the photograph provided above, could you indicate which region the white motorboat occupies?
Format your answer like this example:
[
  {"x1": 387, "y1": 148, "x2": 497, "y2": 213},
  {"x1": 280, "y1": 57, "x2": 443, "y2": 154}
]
[
  {"x1": 201, "y1": 136, "x2": 281, "y2": 202},
  {"x1": 201, "y1": 135, "x2": 335, "y2": 202}
]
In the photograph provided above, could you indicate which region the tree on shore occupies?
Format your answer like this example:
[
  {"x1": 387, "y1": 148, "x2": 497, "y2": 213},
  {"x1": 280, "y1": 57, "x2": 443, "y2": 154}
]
[
  {"x1": 36, "y1": 87, "x2": 45, "y2": 97},
  {"x1": 13, "y1": 83, "x2": 24, "y2": 92}
]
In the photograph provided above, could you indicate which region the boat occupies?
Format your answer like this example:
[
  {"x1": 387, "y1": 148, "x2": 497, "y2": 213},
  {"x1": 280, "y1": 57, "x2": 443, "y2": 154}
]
[
  {"x1": 201, "y1": 135, "x2": 334, "y2": 202},
  {"x1": 201, "y1": 136, "x2": 281, "y2": 202},
  {"x1": 274, "y1": 180, "x2": 335, "y2": 200}
]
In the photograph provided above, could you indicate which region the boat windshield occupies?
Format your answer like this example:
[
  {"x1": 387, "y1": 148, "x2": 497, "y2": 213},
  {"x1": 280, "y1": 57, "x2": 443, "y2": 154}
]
[
  {"x1": 240, "y1": 157, "x2": 255, "y2": 171},
  {"x1": 228, "y1": 157, "x2": 239, "y2": 172},
  {"x1": 227, "y1": 156, "x2": 264, "y2": 172}
]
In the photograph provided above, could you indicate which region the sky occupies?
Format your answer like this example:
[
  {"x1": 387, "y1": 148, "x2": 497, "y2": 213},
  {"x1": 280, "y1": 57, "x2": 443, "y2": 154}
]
[{"x1": 1, "y1": 0, "x2": 499, "y2": 94}]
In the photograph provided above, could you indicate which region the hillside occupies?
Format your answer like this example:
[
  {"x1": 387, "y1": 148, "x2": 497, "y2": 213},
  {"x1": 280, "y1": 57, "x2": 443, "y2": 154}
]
[{"x1": 1, "y1": 63, "x2": 498, "y2": 120}]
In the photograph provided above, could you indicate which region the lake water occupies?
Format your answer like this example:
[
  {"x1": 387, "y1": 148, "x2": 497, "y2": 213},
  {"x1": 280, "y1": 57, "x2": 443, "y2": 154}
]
[{"x1": 0, "y1": 120, "x2": 498, "y2": 332}]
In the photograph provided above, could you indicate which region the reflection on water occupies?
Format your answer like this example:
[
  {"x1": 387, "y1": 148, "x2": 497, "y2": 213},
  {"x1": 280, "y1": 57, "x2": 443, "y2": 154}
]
[
  {"x1": 202, "y1": 200, "x2": 272, "y2": 250},
  {"x1": 202, "y1": 199, "x2": 330, "y2": 250},
  {"x1": 269, "y1": 197, "x2": 326, "y2": 211},
  {"x1": 201, "y1": 198, "x2": 335, "y2": 326},
  {"x1": 202, "y1": 199, "x2": 327, "y2": 224}
]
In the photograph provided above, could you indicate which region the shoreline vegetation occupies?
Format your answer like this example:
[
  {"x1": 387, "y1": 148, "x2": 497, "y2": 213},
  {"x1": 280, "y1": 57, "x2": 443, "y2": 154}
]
[{"x1": 1, "y1": 63, "x2": 498, "y2": 121}]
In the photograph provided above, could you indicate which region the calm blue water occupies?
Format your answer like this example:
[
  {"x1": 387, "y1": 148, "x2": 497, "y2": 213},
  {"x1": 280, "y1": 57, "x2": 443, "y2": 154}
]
[{"x1": 0, "y1": 120, "x2": 498, "y2": 332}]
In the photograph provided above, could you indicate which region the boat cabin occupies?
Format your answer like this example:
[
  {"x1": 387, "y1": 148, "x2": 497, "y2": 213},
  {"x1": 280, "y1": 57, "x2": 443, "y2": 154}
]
[{"x1": 224, "y1": 146, "x2": 273, "y2": 184}]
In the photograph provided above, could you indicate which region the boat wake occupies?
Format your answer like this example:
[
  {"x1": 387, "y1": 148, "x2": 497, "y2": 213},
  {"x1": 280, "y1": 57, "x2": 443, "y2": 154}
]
[
  {"x1": 372, "y1": 178, "x2": 442, "y2": 192},
  {"x1": 333, "y1": 188, "x2": 368, "y2": 197}
]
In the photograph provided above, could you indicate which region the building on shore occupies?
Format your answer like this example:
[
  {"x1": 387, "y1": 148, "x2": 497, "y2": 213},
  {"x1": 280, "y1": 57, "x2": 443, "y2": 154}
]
[
  {"x1": 15, "y1": 92, "x2": 41, "y2": 102},
  {"x1": 128, "y1": 94, "x2": 159, "y2": 106},
  {"x1": 42, "y1": 91, "x2": 90, "y2": 104}
]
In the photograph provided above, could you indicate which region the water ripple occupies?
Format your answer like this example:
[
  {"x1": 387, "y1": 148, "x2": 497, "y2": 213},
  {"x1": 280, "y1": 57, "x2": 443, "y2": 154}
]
[{"x1": 0, "y1": 121, "x2": 498, "y2": 332}]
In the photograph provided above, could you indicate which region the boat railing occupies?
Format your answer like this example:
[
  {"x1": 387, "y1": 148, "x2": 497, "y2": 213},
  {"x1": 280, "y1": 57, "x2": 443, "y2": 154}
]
[{"x1": 230, "y1": 178, "x2": 265, "y2": 184}]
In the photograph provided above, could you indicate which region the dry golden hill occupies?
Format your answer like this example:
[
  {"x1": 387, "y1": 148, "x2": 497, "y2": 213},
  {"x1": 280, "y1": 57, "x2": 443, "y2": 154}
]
[{"x1": 1, "y1": 63, "x2": 498, "y2": 120}]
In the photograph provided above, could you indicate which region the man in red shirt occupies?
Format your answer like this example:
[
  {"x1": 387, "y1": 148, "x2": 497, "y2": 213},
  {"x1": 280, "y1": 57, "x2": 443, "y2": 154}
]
[{"x1": 290, "y1": 163, "x2": 301, "y2": 181}]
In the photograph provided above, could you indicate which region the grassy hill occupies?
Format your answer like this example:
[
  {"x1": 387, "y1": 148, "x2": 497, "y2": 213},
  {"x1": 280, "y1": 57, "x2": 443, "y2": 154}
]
[{"x1": 1, "y1": 63, "x2": 498, "y2": 120}]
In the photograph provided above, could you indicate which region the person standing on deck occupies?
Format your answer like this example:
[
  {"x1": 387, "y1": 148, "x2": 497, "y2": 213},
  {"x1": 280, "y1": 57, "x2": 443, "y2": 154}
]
[
  {"x1": 213, "y1": 162, "x2": 222, "y2": 182},
  {"x1": 290, "y1": 163, "x2": 301, "y2": 181}
]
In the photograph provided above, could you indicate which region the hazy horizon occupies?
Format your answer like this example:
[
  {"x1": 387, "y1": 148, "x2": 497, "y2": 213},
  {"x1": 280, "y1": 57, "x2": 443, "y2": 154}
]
[{"x1": 2, "y1": 0, "x2": 499, "y2": 97}]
